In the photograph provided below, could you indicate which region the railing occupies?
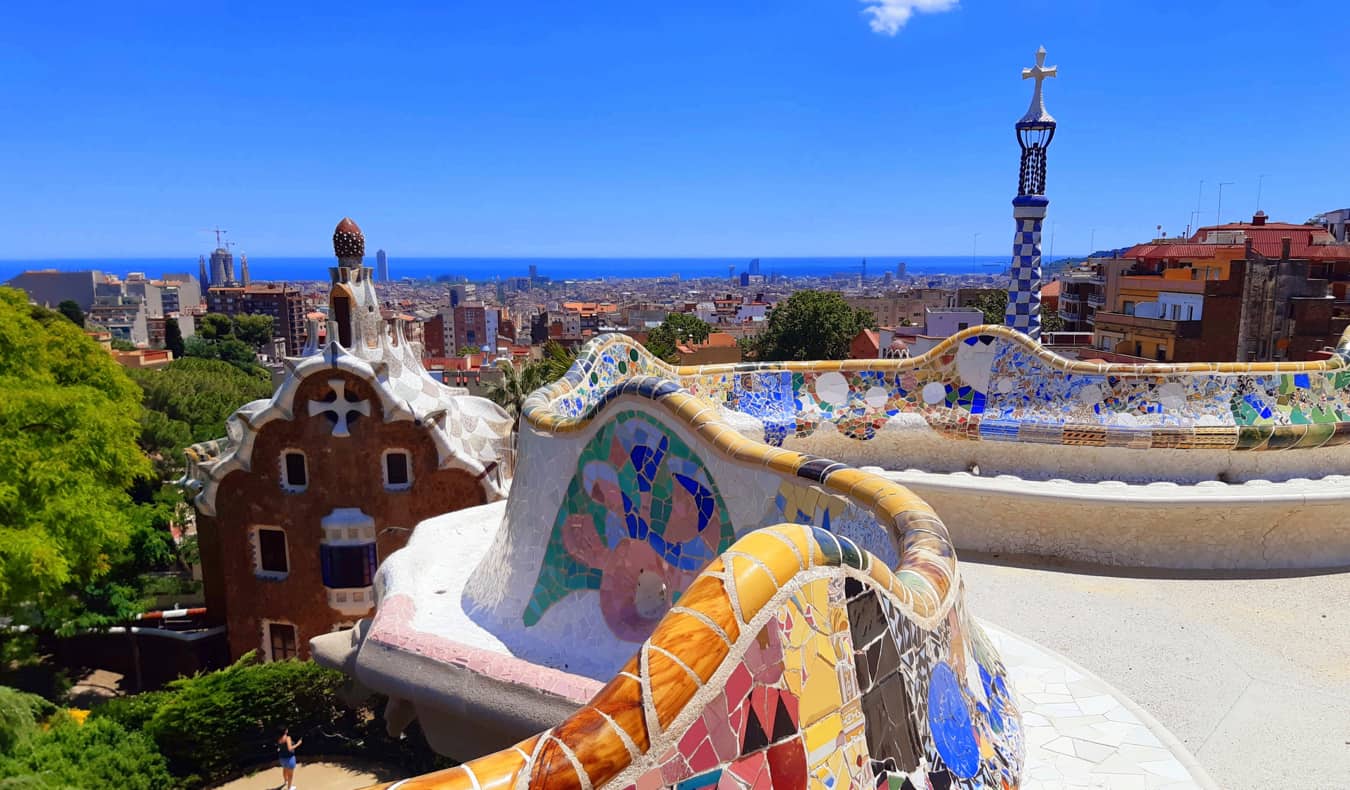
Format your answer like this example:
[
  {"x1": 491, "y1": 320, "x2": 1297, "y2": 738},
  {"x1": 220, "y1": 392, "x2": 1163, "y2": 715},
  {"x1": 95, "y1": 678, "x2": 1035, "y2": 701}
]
[{"x1": 1092, "y1": 311, "x2": 1203, "y2": 337}]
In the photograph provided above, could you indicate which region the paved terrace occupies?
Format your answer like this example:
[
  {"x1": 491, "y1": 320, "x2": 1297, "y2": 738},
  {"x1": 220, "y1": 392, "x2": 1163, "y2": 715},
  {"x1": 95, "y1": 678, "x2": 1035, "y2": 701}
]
[{"x1": 962, "y1": 553, "x2": 1350, "y2": 786}]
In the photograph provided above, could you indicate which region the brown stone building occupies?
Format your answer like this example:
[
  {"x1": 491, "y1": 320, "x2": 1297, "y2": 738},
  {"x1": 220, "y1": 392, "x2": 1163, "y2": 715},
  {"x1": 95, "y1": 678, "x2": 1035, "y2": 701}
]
[
  {"x1": 184, "y1": 219, "x2": 513, "y2": 661},
  {"x1": 1092, "y1": 214, "x2": 1350, "y2": 362},
  {"x1": 206, "y1": 283, "x2": 307, "y2": 355}
]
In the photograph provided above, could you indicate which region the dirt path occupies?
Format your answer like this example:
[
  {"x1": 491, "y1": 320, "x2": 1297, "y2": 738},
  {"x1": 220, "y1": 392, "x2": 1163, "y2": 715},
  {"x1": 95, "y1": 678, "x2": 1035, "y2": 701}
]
[{"x1": 212, "y1": 759, "x2": 402, "y2": 790}]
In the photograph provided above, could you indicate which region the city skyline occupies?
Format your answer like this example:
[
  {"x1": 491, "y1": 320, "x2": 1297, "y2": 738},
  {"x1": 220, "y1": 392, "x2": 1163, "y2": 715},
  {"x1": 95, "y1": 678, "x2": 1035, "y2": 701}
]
[{"x1": 2, "y1": 1, "x2": 1345, "y2": 258}]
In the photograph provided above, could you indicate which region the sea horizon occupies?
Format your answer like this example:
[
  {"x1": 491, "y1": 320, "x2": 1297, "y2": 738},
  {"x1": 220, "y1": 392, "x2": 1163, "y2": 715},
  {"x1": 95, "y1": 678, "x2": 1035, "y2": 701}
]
[{"x1": 0, "y1": 254, "x2": 1078, "y2": 284}]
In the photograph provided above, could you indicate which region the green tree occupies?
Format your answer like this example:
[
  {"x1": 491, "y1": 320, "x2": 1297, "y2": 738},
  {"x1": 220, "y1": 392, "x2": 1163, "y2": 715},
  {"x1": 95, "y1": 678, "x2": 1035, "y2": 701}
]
[
  {"x1": 483, "y1": 359, "x2": 548, "y2": 428},
  {"x1": 539, "y1": 341, "x2": 577, "y2": 381},
  {"x1": 965, "y1": 290, "x2": 1007, "y2": 325},
  {"x1": 129, "y1": 357, "x2": 273, "y2": 460},
  {"x1": 195, "y1": 313, "x2": 234, "y2": 341},
  {"x1": 110, "y1": 338, "x2": 137, "y2": 351},
  {"x1": 139, "y1": 654, "x2": 352, "y2": 782},
  {"x1": 644, "y1": 312, "x2": 712, "y2": 361},
  {"x1": 56, "y1": 301, "x2": 84, "y2": 328},
  {"x1": 962, "y1": 290, "x2": 1064, "y2": 335},
  {"x1": 231, "y1": 314, "x2": 274, "y2": 350},
  {"x1": 0, "y1": 288, "x2": 151, "y2": 616},
  {"x1": 0, "y1": 687, "x2": 53, "y2": 754},
  {"x1": 89, "y1": 654, "x2": 445, "y2": 786},
  {"x1": 748, "y1": 292, "x2": 875, "y2": 361},
  {"x1": 0, "y1": 714, "x2": 171, "y2": 790},
  {"x1": 181, "y1": 334, "x2": 261, "y2": 374},
  {"x1": 163, "y1": 317, "x2": 184, "y2": 358}
]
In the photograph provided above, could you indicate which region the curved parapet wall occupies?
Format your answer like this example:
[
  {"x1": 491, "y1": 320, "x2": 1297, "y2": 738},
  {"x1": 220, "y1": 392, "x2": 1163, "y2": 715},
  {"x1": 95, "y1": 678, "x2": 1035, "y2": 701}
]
[
  {"x1": 544, "y1": 326, "x2": 1350, "y2": 457},
  {"x1": 389, "y1": 525, "x2": 1023, "y2": 790},
  {"x1": 514, "y1": 329, "x2": 1350, "y2": 568}
]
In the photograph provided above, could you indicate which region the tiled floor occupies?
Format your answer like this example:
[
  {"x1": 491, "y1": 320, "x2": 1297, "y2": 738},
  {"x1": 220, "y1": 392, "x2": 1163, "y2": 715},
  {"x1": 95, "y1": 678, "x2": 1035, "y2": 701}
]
[{"x1": 984, "y1": 623, "x2": 1216, "y2": 789}]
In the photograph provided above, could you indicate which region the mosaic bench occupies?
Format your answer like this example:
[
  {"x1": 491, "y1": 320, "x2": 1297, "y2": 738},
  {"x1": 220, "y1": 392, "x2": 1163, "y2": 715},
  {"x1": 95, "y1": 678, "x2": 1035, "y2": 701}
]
[{"x1": 314, "y1": 335, "x2": 1029, "y2": 788}]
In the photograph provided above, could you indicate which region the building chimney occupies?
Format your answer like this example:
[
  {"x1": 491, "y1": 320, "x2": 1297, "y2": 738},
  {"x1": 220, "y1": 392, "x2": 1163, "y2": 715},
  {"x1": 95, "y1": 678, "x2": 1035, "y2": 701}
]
[
  {"x1": 1281, "y1": 237, "x2": 1291, "y2": 260},
  {"x1": 1252, "y1": 210, "x2": 1267, "y2": 227}
]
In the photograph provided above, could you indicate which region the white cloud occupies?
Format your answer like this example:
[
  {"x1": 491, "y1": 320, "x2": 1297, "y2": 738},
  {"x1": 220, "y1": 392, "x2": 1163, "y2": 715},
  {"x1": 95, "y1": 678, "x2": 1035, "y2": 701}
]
[{"x1": 859, "y1": 0, "x2": 958, "y2": 35}]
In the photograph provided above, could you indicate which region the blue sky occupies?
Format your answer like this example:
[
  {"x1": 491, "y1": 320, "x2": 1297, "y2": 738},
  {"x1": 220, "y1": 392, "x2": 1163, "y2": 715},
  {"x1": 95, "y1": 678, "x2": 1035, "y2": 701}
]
[{"x1": 1, "y1": 1, "x2": 1345, "y2": 258}]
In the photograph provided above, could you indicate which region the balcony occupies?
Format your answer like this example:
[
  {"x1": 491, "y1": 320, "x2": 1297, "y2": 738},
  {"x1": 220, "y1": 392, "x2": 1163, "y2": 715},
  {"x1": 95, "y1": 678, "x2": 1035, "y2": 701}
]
[
  {"x1": 1087, "y1": 294, "x2": 1106, "y2": 307},
  {"x1": 1118, "y1": 275, "x2": 1206, "y2": 294},
  {"x1": 1093, "y1": 311, "x2": 1202, "y2": 338},
  {"x1": 327, "y1": 586, "x2": 375, "y2": 616}
]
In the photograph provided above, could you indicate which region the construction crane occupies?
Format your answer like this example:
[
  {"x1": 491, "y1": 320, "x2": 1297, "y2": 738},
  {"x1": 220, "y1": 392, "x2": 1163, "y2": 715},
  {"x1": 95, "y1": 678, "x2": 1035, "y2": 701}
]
[{"x1": 200, "y1": 226, "x2": 229, "y2": 248}]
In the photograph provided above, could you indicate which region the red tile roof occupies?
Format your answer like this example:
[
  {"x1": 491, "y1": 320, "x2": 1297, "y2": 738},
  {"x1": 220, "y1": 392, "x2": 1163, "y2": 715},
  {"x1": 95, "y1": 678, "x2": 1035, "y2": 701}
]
[{"x1": 1126, "y1": 220, "x2": 1350, "y2": 263}]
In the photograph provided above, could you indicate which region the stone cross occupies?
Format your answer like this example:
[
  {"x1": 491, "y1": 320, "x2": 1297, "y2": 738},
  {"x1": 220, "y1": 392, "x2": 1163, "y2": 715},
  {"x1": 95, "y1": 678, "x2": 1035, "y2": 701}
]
[
  {"x1": 1021, "y1": 46, "x2": 1057, "y2": 112},
  {"x1": 308, "y1": 378, "x2": 370, "y2": 438}
]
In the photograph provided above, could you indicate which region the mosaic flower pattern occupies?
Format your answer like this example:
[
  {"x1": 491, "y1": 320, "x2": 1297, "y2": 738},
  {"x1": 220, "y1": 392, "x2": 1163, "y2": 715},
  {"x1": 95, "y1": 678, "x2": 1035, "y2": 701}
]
[{"x1": 524, "y1": 411, "x2": 735, "y2": 640}]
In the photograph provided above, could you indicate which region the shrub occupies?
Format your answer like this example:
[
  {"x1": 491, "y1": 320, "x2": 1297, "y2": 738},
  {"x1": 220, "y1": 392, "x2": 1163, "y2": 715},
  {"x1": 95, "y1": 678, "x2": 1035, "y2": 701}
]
[
  {"x1": 88, "y1": 689, "x2": 170, "y2": 733},
  {"x1": 0, "y1": 687, "x2": 53, "y2": 753},
  {"x1": 0, "y1": 714, "x2": 172, "y2": 790},
  {"x1": 144, "y1": 652, "x2": 349, "y2": 782}
]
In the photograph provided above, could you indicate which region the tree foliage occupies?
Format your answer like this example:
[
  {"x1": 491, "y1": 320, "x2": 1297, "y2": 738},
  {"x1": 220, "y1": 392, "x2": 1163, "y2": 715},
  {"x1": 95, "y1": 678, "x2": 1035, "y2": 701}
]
[
  {"x1": 966, "y1": 290, "x2": 1007, "y2": 326},
  {"x1": 128, "y1": 357, "x2": 273, "y2": 460},
  {"x1": 231, "y1": 314, "x2": 275, "y2": 350},
  {"x1": 56, "y1": 301, "x2": 83, "y2": 328},
  {"x1": 187, "y1": 313, "x2": 272, "y2": 367},
  {"x1": 195, "y1": 313, "x2": 234, "y2": 341},
  {"x1": 0, "y1": 288, "x2": 151, "y2": 615},
  {"x1": 963, "y1": 290, "x2": 1064, "y2": 334},
  {"x1": 181, "y1": 334, "x2": 261, "y2": 373},
  {"x1": 0, "y1": 687, "x2": 54, "y2": 754},
  {"x1": 538, "y1": 340, "x2": 577, "y2": 381},
  {"x1": 163, "y1": 317, "x2": 184, "y2": 358},
  {"x1": 644, "y1": 312, "x2": 712, "y2": 362},
  {"x1": 0, "y1": 713, "x2": 171, "y2": 790},
  {"x1": 483, "y1": 359, "x2": 548, "y2": 427},
  {"x1": 748, "y1": 291, "x2": 875, "y2": 361},
  {"x1": 90, "y1": 653, "x2": 444, "y2": 786}
]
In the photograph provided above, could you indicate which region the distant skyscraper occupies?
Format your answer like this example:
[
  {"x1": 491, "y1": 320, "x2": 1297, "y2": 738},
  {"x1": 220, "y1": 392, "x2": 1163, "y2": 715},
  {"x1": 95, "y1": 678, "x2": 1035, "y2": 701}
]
[
  {"x1": 210, "y1": 247, "x2": 234, "y2": 286},
  {"x1": 199, "y1": 255, "x2": 210, "y2": 288},
  {"x1": 1005, "y1": 46, "x2": 1058, "y2": 341},
  {"x1": 240, "y1": 254, "x2": 251, "y2": 286},
  {"x1": 897, "y1": 261, "x2": 907, "y2": 279},
  {"x1": 528, "y1": 264, "x2": 538, "y2": 281},
  {"x1": 748, "y1": 259, "x2": 761, "y2": 275},
  {"x1": 376, "y1": 249, "x2": 389, "y2": 282}
]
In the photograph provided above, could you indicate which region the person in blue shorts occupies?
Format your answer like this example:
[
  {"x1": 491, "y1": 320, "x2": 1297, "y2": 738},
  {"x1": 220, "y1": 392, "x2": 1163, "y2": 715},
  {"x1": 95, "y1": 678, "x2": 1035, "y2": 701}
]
[{"x1": 277, "y1": 726, "x2": 302, "y2": 790}]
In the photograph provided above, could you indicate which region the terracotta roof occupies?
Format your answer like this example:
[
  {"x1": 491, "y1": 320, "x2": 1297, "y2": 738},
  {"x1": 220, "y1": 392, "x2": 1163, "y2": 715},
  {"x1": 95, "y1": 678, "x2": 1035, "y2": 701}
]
[{"x1": 1040, "y1": 280, "x2": 1061, "y2": 297}]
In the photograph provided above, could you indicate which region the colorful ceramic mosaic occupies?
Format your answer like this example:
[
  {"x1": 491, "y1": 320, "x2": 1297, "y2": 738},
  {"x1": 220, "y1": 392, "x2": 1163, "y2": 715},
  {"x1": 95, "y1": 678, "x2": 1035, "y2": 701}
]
[
  {"x1": 391, "y1": 525, "x2": 1020, "y2": 790},
  {"x1": 525, "y1": 410, "x2": 736, "y2": 641},
  {"x1": 524, "y1": 328, "x2": 1350, "y2": 452}
]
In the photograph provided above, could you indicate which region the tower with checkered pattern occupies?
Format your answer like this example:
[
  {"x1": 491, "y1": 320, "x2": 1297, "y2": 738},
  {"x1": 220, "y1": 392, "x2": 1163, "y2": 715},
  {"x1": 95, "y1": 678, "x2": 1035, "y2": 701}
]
[{"x1": 1004, "y1": 46, "x2": 1058, "y2": 341}]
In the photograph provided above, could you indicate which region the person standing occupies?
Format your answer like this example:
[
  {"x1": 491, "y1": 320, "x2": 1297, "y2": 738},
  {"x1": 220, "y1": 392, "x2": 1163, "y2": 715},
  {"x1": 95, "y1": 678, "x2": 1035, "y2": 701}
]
[{"x1": 277, "y1": 726, "x2": 302, "y2": 790}]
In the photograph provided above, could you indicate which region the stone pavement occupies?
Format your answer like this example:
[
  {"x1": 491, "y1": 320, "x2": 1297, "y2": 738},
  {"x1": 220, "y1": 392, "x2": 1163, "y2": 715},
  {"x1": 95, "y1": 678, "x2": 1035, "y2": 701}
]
[
  {"x1": 986, "y1": 623, "x2": 1214, "y2": 789},
  {"x1": 963, "y1": 553, "x2": 1350, "y2": 787}
]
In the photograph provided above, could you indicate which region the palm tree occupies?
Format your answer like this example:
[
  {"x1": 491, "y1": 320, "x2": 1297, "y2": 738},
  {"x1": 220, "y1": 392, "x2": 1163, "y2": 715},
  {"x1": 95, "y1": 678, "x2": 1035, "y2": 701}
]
[
  {"x1": 539, "y1": 341, "x2": 577, "y2": 381},
  {"x1": 483, "y1": 359, "x2": 548, "y2": 429}
]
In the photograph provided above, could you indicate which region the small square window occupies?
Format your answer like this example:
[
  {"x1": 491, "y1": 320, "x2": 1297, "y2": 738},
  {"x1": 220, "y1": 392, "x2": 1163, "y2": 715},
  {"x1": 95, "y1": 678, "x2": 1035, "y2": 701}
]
[
  {"x1": 384, "y1": 450, "x2": 412, "y2": 490},
  {"x1": 282, "y1": 451, "x2": 307, "y2": 491},
  {"x1": 268, "y1": 622, "x2": 297, "y2": 661}
]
